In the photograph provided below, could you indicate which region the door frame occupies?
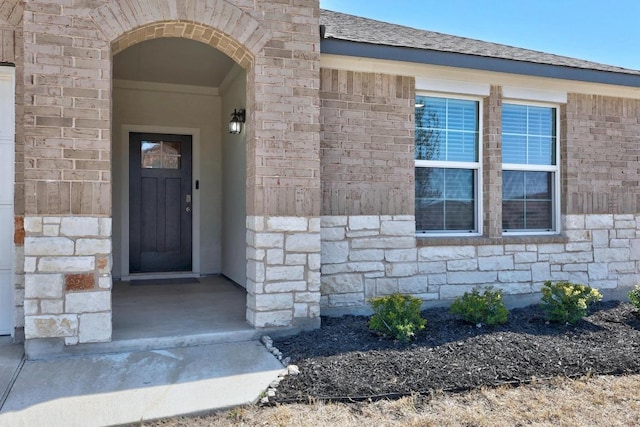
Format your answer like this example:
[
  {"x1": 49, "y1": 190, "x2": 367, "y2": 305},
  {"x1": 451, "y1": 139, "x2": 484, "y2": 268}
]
[
  {"x1": 119, "y1": 125, "x2": 201, "y2": 280},
  {"x1": 0, "y1": 66, "x2": 15, "y2": 336}
]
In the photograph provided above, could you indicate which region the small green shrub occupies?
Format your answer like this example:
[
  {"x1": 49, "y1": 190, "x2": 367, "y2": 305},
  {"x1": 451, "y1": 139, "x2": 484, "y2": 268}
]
[
  {"x1": 540, "y1": 280, "x2": 602, "y2": 324},
  {"x1": 368, "y1": 293, "x2": 426, "y2": 342},
  {"x1": 628, "y1": 285, "x2": 640, "y2": 310},
  {"x1": 450, "y1": 287, "x2": 509, "y2": 327}
]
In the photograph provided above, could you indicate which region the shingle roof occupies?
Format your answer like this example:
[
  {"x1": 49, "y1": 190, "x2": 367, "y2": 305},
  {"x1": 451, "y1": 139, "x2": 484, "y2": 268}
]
[{"x1": 320, "y1": 9, "x2": 640, "y2": 77}]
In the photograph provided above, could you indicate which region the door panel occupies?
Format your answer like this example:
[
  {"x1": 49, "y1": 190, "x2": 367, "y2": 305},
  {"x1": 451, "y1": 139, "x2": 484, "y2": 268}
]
[
  {"x1": 130, "y1": 133, "x2": 192, "y2": 273},
  {"x1": 0, "y1": 67, "x2": 14, "y2": 335}
]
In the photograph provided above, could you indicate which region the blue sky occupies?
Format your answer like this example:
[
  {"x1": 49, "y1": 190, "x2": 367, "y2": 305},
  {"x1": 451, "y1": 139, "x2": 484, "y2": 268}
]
[{"x1": 320, "y1": 0, "x2": 640, "y2": 70}]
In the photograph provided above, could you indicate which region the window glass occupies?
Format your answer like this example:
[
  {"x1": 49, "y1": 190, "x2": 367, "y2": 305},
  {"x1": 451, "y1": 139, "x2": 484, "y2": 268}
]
[
  {"x1": 415, "y1": 95, "x2": 480, "y2": 234},
  {"x1": 502, "y1": 103, "x2": 557, "y2": 232},
  {"x1": 141, "y1": 140, "x2": 181, "y2": 169}
]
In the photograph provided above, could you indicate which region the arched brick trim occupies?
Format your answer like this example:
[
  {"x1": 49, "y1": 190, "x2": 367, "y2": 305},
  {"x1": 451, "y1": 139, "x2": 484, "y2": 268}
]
[
  {"x1": 111, "y1": 21, "x2": 253, "y2": 69},
  {"x1": 0, "y1": 0, "x2": 23, "y2": 26},
  {"x1": 91, "y1": 0, "x2": 269, "y2": 67}
]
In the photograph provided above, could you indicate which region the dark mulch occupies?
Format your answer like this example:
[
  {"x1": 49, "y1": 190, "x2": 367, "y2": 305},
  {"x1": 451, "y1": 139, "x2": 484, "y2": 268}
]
[{"x1": 271, "y1": 301, "x2": 640, "y2": 403}]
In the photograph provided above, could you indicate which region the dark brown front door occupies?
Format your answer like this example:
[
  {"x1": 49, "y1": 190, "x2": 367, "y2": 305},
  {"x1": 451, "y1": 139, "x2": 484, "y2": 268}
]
[{"x1": 129, "y1": 132, "x2": 192, "y2": 273}]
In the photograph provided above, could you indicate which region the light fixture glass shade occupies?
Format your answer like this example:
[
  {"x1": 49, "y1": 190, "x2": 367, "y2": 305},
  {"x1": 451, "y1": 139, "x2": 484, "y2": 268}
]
[{"x1": 229, "y1": 109, "x2": 245, "y2": 135}]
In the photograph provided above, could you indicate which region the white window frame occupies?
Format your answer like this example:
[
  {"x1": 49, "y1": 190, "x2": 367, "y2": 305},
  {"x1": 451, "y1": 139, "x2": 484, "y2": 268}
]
[
  {"x1": 415, "y1": 92, "x2": 483, "y2": 236},
  {"x1": 501, "y1": 100, "x2": 561, "y2": 235}
]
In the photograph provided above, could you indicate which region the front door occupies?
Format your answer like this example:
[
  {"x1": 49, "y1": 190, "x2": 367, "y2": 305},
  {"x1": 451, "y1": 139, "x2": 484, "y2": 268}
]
[{"x1": 129, "y1": 133, "x2": 192, "y2": 273}]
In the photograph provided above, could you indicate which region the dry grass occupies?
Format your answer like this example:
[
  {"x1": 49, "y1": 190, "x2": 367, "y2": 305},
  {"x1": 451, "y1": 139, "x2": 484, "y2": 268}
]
[{"x1": 147, "y1": 374, "x2": 640, "y2": 427}]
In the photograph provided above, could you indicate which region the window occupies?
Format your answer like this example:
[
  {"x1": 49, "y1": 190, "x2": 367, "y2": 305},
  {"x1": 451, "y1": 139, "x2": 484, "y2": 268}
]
[
  {"x1": 502, "y1": 103, "x2": 558, "y2": 232},
  {"x1": 415, "y1": 95, "x2": 481, "y2": 234}
]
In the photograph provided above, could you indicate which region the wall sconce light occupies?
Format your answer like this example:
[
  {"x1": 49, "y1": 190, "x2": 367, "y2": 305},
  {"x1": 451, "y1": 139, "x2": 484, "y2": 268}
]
[{"x1": 229, "y1": 109, "x2": 246, "y2": 134}]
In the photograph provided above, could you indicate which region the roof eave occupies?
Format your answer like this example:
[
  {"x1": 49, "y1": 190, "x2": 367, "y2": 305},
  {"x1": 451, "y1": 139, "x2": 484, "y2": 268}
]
[{"x1": 321, "y1": 38, "x2": 640, "y2": 88}]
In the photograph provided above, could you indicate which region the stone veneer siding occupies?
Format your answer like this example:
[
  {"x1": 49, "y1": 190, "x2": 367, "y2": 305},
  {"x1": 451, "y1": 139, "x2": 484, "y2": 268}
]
[
  {"x1": 246, "y1": 216, "x2": 321, "y2": 329},
  {"x1": 321, "y1": 214, "x2": 640, "y2": 310},
  {"x1": 23, "y1": 216, "x2": 112, "y2": 344}
]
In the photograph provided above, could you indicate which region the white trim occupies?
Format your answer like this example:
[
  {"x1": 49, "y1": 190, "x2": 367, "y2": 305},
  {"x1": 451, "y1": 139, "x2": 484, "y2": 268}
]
[
  {"x1": 416, "y1": 77, "x2": 490, "y2": 97},
  {"x1": 320, "y1": 54, "x2": 640, "y2": 99},
  {"x1": 120, "y1": 125, "x2": 201, "y2": 278},
  {"x1": 414, "y1": 94, "x2": 483, "y2": 236},
  {"x1": 113, "y1": 79, "x2": 219, "y2": 96},
  {"x1": 502, "y1": 86, "x2": 567, "y2": 103},
  {"x1": 0, "y1": 66, "x2": 15, "y2": 336}
]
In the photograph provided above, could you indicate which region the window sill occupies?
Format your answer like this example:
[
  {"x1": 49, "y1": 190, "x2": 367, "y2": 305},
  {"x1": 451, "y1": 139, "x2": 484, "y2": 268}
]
[{"x1": 416, "y1": 234, "x2": 568, "y2": 247}]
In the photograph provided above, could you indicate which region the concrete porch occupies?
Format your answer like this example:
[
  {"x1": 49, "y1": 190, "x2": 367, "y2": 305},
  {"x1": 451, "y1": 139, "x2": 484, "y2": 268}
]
[{"x1": 26, "y1": 276, "x2": 267, "y2": 360}]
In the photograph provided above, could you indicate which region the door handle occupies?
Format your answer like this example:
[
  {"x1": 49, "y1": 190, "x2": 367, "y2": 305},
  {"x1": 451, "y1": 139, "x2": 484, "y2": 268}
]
[{"x1": 186, "y1": 206, "x2": 192, "y2": 213}]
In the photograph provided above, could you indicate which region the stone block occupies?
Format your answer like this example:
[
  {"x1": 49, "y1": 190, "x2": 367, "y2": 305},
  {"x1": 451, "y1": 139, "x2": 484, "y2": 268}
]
[
  {"x1": 514, "y1": 252, "x2": 537, "y2": 264},
  {"x1": 592, "y1": 230, "x2": 610, "y2": 248},
  {"x1": 98, "y1": 276, "x2": 112, "y2": 289},
  {"x1": 375, "y1": 278, "x2": 399, "y2": 295},
  {"x1": 328, "y1": 293, "x2": 365, "y2": 307},
  {"x1": 398, "y1": 276, "x2": 428, "y2": 294},
  {"x1": 563, "y1": 215, "x2": 585, "y2": 230},
  {"x1": 385, "y1": 263, "x2": 418, "y2": 277},
  {"x1": 255, "y1": 293, "x2": 294, "y2": 311},
  {"x1": 25, "y1": 237, "x2": 74, "y2": 256},
  {"x1": 99, "y1": 218, "x2": 112, "y2": 237},
  {"x1": 65, "y1": 291, "x2": 110, "y2": 313},
  {"x1": 24, "y1": 300, "x2": 39, "y2": 315},
  {"x1": 447, "y1": 271, "x2": 497, "y2": 285},
  {"x1": 308, "y1": 253, "x2": 321, "y2": 270},
  {"x1": 38, "y1": 256, "x2": 95, "y2": 272},
  {"x1": 266, "y1": 265, "x2": 304, "y2": 281},
  {"x1": 428, "y1": 274, "x2": 448, "y2": 285},
  {"x1": 43, "y1": 224, "x2": 59, "y2": 236},
  {"x1": 24, "y1": 257, "x2": 37, "y2": 273},
  {"x1": 321, "y1": 227, "x2": 345, "y2": 241},
  {"x1": 477, "y1": 245, "x2": 504, "y2": 256},
  {"x1": 498, "y1": 270, "x2": 531, "y2": 283},
  {"x1": 418, "y1": 261, "x2": 446, "y2": 274},
  {"x1": 60, "y1": 217, "x2": 100, "y2": 236},
  {"x1": 564, "y1": 230, "x2": 591, "y2": 242},
  {"x1": 25, "y1": 315, "x2": 78, "y2": 339},
  {"x1": 321, "y1": 216, "x2": 347, "y2": 227},
  {"x1": 594, "y1": 248, "x2": 630, "y2": 263},
  {"x1": 295, "y1": 292, "x2": 321, "y2": 303},
  {"x1": 266, "y1": 248, "x2": 284, "y2": 265},
  {"x1": 25, "y1": 274, "x2": 63, "y2": 298},
  {"x1": 495, "y1": 283, "x2": 532, "y2": 295},
  {"x1": 40, "y1": 300, "x2": 64, "y2": 314},
  {"x1": 24, "y1": 217, "x2": 43, "y2": 233},
  {"x1": 285, "y1": 253, "x2": 307, "y2": 266},
  {"x1": 565, "y1": 242, "x2": 592, "y2": 252},
  {"x1": 447, "y1": 259, "x2": 478, "y2": 271},
  {"x1": 585, "y1": 214, "x2": 614, "y2": 229},
  {"x1": 321, "y1": 241, "x2": 349, "y2": 264},
  {"x1": 385, "y1": 249, "x2": 417, "y2": 262},
  {"x1": 267, "y1": 217, "x2": 308, "y2": 232},
  {"x1": 531, "y1": 262, "x2": 551, "y2": 282},
  {"x1": 380, "y1": 220, "x2": 414, "y2": 236},
  {"x1": 321, "y1": 274, "x2": 363, "y2": 294},
  {"x1": 246, "y1": 247, "x2": 265, "y2": 261},
  {"x1": 631, "y1": 240, "x2": 640, "y2": 260},
  {"x1": 79, "y1": 312, "x2": 112, "y2": 343},
  {"x1": 352, "y1": 237, "x2": 415, "y2": 249},
  {"x1": 547, "y1": 251, "x2": 593, "y2": 264},
  {"x1": 246, "y1": 260, "x2": 265, "y2": 282},
  {"x1": 349, "y1": 249, "x2": 384, "y2": 262},
  {"x1": 286, "y1": 233, "x2": 320, "y2": 252},
  {"x1": 309, "y1": 218, "x2": 321, "y2": 233},
  {"x1": 64, "y1": 273, "x2": 95, "y2": 291},
  {"x1": 504, "y1": 244, "x2": 526, "y2": 253},
  {"x1": 346, "y1": 230, "x2": 379, "y2": 238},
  {"x1": 252, "y1": 310, "x2": 293, "y2": 328},
  {"x1": 609, "y1": 261, "x2": 636, "y2": 274},
  {"x1": 478, "y1": 255, "x2": 514, "y2": 271},
  {"x1": 537, "y1": 244, "x2": 565, "y2": 254},
  {"x1": 563, "y1": 263, "x2": 588, "y2": 272},
  {"x1": 246, "y1": 216, "x2": 265, "y2": 232},
  {"x1": 610, "y1": 239, "x2": 630, "y2": 248},
  {"x1": 419, "y1": 246, "x2": 475, "y2": 261},
  {"x1": 264, "y1": 281, "x2": 307, "y2": 293},
  {"x1": 440, "y1": 285, "x2": 477, "y2": 299},
  {"x1": 294, "y1": 303, "x2": 308, "y2": 318},
  {"x1": 254, "y1": 233, "x2": 284, "y2": 249},
  {"x1": 75, "y1": 238, "x2": 111, "y2": 255},
  {"x1": 349, "y1": 215, "x2": 380, "y2": 230}
]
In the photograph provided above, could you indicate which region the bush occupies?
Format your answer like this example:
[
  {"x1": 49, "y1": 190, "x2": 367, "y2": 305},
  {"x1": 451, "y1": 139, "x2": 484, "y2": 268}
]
[
  {"x1": 540, "y1": 281, "x2": 602, "y2": 324},
  {"x1": 368, "y1": 294, "x2": 426, "y2": 342},
  {"x1": 628, "y1": 285, "x2": 640, "y2": 310},
  {"x1": 450, "y1": 287, "x2": 509, "y2": 327}
]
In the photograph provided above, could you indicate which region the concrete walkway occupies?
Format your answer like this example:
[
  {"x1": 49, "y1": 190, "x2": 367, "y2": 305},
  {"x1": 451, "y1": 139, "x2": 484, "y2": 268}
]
[{"x1": 0, "y1": 341, "x2": 284, "y2": 427}]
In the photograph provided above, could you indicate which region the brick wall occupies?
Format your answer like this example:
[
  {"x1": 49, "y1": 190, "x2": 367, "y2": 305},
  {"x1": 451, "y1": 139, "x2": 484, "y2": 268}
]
[
  {"x1": 564, "y1": 94, "x2": 640, "y2": 214},
  {"x1": 320, "y1": 69, "x2": 414, "y2": 216},
  {"x1": 20, "y1": 0, "x2": 322, "y2": 346}
]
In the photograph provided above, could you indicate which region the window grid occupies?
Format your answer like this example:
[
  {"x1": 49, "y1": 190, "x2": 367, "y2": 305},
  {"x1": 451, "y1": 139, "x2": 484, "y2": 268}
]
[
  {"x1": 415, "y1": 94, "x2": 482, "y2": 235},
  {"x1": 501, "y1": 103, "x2": 559, "y2": 234}
]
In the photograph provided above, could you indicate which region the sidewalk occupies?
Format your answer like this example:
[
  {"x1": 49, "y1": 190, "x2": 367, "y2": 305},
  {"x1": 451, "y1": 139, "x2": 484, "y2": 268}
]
[{"x1": 0, "y1": 341, "x2": 283, "y2": 427}]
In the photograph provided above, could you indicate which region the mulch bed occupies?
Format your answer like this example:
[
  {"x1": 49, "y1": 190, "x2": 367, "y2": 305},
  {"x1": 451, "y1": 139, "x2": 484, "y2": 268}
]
[{"x1": 271, "y1": 301, "x2": 640, "y2": 403}]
